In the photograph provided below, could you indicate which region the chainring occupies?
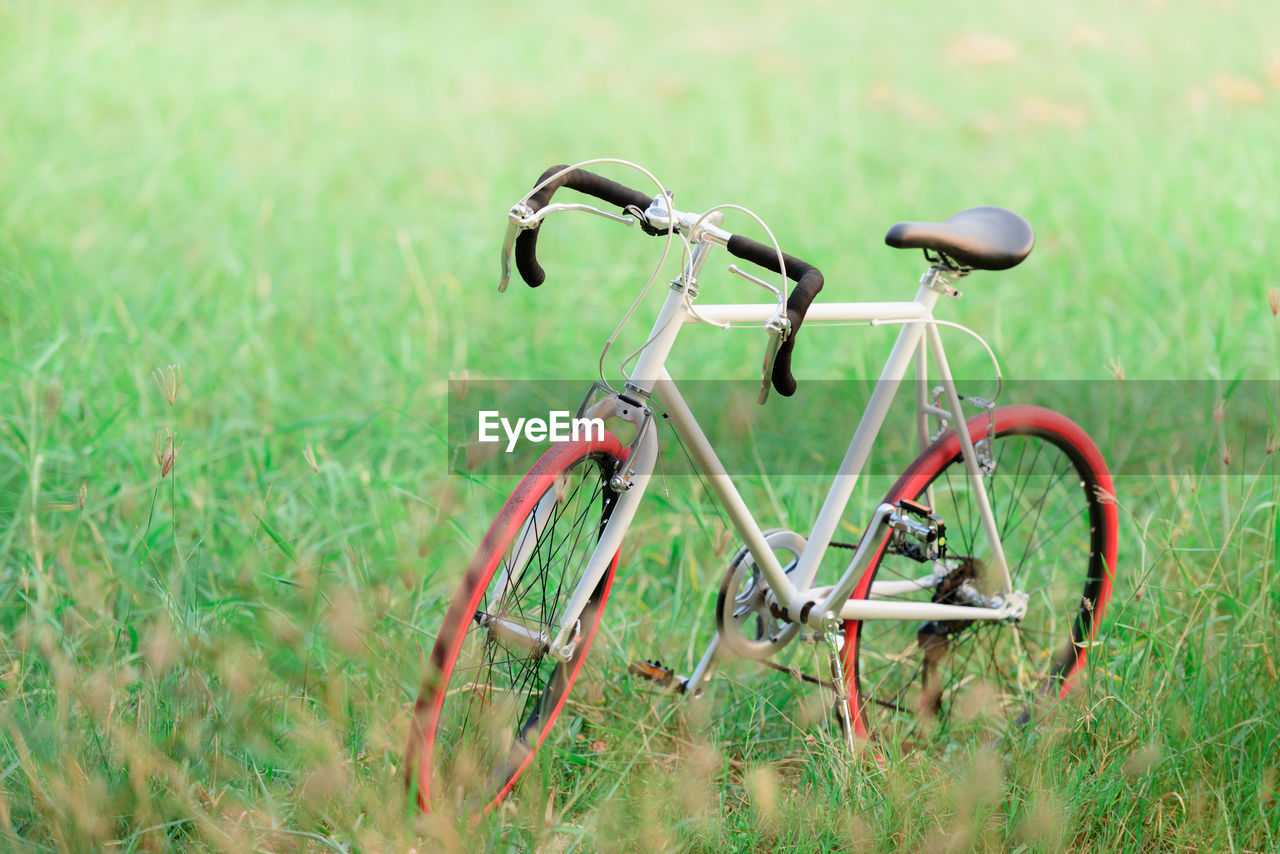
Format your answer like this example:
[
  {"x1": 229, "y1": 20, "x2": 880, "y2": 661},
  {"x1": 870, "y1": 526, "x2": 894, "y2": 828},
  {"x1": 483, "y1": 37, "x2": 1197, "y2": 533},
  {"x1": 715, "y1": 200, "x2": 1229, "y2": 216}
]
[{"x1": 714, "y1": 529, "x2": 807, "y2": 661}]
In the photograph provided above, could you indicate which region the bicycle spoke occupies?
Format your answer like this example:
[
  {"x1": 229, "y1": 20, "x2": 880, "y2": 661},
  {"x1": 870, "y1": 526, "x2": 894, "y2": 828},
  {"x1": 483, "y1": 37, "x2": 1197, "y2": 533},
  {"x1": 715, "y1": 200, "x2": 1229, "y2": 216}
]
[
  {"x1": 414, "y1": 450, "x2": 622, "y2": 814},
  {"x1": 851, "y1": 418, "x2": 1113, "y2": 748}
]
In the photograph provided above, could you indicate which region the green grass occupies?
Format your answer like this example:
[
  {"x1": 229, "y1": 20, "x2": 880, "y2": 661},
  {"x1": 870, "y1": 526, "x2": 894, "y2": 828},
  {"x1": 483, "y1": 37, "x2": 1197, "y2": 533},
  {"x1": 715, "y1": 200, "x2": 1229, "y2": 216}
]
[{"x1": 2, "y1": 0, "x2": 1279, "y2": 849}]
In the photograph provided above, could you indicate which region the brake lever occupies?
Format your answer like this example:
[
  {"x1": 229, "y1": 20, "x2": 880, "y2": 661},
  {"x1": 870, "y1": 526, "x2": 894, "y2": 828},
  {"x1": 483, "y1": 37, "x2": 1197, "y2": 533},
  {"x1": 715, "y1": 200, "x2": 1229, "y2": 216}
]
[
  {"x1": 499, "y1": 203, "x2": 534, "y2": 291},
  {"x1": 757, "y1": 314, "x2": 791, "y2": 405},
  {"x1": 725, "y1": 265, "x2": 791, "y2": 405},
  {"x1": 499, "y1": 202, "x2": 636, "y2": 291}
]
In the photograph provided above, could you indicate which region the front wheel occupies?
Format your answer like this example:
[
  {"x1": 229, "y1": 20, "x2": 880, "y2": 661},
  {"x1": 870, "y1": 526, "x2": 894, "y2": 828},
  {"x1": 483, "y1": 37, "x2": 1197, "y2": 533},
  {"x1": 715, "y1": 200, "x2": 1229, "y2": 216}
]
[
  {"x1": 406, "y1": 434, "x2": 626, "y2": 814},
  {"x1": 844, "y1": 406, "x2": 1118, "y2": 747}
]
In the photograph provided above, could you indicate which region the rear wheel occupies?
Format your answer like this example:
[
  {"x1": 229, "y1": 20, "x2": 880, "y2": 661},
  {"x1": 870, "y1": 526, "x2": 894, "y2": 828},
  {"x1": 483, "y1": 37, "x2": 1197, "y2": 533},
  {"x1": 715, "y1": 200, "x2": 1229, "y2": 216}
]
[
  {"x1": 406, "y1": 436, "x2": 625, "y2": 814},
  {"x1": 844, "y1": 406, "x2": 1118, "y2": 747}
]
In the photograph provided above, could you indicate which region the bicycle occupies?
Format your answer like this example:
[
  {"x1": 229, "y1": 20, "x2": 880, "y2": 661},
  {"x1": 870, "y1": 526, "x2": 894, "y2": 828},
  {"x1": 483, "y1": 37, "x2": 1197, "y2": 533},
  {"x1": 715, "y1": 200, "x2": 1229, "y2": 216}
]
[{"x1": 405, "y1": 159, "x2": 1119, "y2": 816}]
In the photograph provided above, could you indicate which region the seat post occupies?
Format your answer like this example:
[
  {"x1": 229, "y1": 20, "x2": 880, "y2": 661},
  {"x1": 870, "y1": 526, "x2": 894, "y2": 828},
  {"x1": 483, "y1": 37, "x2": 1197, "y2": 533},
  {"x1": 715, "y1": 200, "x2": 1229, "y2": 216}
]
[{"x1": 920, "y1": 262, "x2": 965, "y2": 300}]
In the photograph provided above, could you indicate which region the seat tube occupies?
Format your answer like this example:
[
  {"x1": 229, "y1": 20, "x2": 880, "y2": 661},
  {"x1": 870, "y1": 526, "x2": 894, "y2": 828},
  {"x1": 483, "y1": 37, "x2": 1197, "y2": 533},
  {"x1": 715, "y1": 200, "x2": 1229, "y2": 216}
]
[
  {"x1": 914, "y1": 334, "x2": 930, "y2": 453},
  {"x1": 789, "y1": 281, "x2": 942, "y2": 592},
  {"x1": 914, "y1": 334, "x2": 938, "y2": 510}
]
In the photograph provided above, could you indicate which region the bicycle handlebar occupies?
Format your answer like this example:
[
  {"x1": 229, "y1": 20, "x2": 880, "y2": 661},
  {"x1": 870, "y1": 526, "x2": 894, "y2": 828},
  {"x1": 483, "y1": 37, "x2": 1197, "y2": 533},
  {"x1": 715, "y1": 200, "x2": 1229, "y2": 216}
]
[
  {"x1": 511, "y1": 165, "x2": 824, "y2": 397},
  {"x1": 514, "y1": 165, "x2": 653, "y2": 287}
]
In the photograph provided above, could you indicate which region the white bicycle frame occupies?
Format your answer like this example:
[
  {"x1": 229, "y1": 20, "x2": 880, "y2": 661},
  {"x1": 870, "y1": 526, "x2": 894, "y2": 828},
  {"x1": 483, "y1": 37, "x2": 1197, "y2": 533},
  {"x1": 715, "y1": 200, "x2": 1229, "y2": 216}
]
[{"x1": 504, "y1": 199, "x2": 1026, "y2": 679}]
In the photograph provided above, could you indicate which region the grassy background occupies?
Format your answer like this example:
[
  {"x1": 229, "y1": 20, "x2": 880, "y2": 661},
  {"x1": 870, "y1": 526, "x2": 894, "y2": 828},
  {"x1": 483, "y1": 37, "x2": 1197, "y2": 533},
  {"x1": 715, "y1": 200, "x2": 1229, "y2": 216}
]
[{"x1": 2, "y1": 0, "x2": 1279, "y2": 850}]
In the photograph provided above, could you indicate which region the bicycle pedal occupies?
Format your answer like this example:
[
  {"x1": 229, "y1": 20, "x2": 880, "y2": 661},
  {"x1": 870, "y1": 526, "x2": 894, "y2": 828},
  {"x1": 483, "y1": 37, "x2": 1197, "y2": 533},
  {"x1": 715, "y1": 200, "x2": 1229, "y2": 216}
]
[
  {"x1": 628, "y1": 659, "x2": 676, "y2": 687},
  {"x1": 887, "y1": 499, "x2": 947, "y2": 563}
]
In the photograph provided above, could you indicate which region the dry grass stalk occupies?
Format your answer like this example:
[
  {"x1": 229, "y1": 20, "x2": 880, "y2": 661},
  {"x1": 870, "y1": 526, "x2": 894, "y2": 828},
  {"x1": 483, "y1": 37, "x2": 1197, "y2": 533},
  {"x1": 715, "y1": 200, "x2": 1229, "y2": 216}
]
[{"x1": 153, "y1": 364, "x2": 181, "y2": 406}]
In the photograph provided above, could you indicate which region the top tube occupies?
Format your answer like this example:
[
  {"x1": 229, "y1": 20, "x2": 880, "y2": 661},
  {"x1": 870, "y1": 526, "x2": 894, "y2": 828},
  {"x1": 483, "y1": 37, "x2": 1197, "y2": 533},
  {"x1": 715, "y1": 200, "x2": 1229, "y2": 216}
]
[{"x1": 689, "y1": 301, "x2": 931, "y2": 325}]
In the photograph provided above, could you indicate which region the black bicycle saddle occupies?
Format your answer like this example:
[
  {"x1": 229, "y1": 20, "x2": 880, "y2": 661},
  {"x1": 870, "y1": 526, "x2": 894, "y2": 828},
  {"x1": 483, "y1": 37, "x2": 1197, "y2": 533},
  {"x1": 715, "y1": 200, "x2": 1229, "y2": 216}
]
[{"x1": 885, "y1": 206, "x2": 1034, "y2": 271}]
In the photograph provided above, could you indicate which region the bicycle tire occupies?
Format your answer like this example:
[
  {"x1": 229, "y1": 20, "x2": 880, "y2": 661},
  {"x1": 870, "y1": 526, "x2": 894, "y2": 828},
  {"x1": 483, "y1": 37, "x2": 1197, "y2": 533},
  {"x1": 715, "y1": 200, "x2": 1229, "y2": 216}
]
[
  {"x1": 406, "y1": 434, "x2": 626, "y2": 814},
  {"x1": 843, "y1": 406, "x2": 1118, "y2": 746}
]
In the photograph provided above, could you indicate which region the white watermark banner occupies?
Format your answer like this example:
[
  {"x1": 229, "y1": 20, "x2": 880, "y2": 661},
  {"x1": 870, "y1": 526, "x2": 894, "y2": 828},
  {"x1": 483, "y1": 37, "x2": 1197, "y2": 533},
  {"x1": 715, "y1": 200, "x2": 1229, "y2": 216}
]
[{"x1": 447, "y1": 378, "x2": 1280, "y2": 477}]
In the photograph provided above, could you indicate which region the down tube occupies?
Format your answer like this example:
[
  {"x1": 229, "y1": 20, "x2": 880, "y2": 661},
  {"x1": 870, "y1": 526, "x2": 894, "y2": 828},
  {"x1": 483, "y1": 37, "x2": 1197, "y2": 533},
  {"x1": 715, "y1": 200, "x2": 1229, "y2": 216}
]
[{"x1": 653, "y1": 372, "x2": 793, "y2": 603}]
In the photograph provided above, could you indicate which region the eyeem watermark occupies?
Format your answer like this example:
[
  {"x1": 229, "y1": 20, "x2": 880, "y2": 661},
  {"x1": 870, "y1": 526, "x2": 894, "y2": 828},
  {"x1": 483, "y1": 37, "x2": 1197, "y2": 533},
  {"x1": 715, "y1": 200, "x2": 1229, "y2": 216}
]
[{"x1": 478, "y1": 410, "x2": 606, "y2": 453}]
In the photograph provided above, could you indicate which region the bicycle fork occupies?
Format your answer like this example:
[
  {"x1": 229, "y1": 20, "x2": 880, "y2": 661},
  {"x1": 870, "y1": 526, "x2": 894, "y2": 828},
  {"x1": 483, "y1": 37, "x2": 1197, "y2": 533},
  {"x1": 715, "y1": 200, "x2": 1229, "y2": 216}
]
[{"x1": 541, "y1": 396, "x2": 660, "y2": 662}]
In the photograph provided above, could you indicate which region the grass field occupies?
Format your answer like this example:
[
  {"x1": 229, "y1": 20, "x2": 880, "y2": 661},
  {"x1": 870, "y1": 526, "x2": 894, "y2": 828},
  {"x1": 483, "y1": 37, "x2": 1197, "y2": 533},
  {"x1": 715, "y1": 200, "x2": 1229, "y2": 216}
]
[{"x1": 2, "y1": 0, "x2": 1279, "y2": 850}]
